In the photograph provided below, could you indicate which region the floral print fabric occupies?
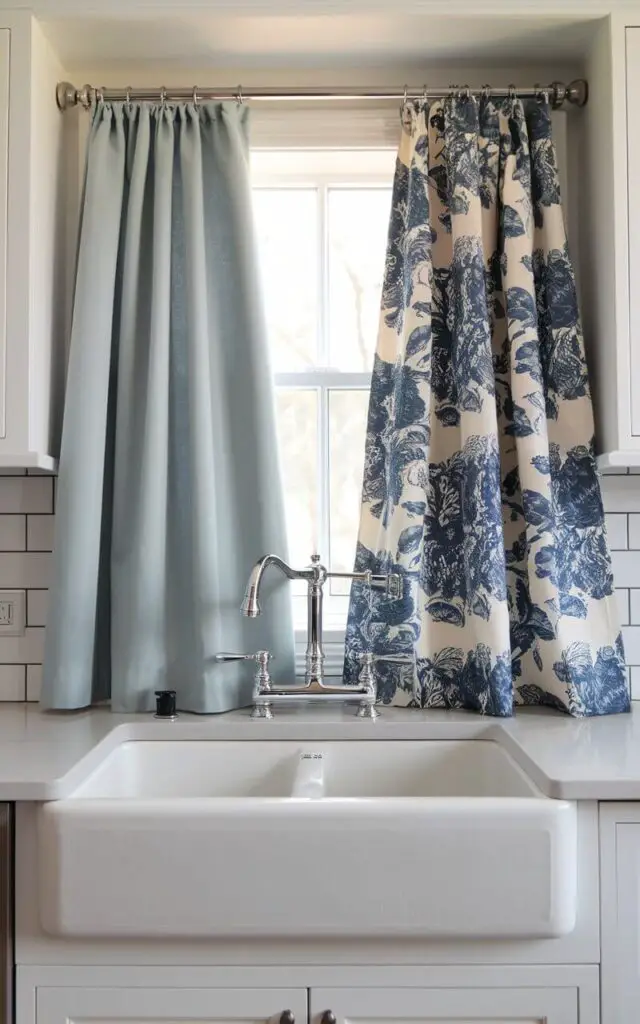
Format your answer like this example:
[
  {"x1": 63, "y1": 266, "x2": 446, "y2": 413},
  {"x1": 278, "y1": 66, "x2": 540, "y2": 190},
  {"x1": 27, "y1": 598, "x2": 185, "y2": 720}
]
[{"x1": 344, "y1": 95, "x2": 629, "y2": 716}]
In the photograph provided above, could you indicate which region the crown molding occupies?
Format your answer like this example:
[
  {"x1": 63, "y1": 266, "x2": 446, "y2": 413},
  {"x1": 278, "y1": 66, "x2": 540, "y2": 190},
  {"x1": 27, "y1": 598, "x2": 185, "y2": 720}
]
[{"x1": 1, "y1": 0, "x2": 635, "y2": 14}]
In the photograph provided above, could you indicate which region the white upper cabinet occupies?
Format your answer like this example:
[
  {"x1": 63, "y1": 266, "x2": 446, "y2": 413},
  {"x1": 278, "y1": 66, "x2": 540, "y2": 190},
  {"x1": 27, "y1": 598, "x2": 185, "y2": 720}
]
[
  {"x1": 0, "y1": 13, "x2": 68, "y2": 469},
  {"x1": 624, "y1": 26, "x2": 640, "y2": 457},
  {"x1": 584, "y1": 17, "x2": 640, "y2": 467}
]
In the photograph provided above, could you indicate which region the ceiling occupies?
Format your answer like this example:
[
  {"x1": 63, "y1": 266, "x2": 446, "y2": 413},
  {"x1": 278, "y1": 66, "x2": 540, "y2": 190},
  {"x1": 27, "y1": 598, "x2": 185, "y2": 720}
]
[{"x1": 39, "y1": 11, "x2": 599, "y2": 71}]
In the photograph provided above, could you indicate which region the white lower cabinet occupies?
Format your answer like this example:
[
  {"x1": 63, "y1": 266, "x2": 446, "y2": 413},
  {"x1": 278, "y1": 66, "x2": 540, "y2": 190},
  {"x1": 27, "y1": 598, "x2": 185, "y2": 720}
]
[
  {"x1": 19, "y1": 970, "x2": 599, "y2": 1024},
  {"x1": 601, "y1": 806, "x2": 640, "y2": 1024},
  {"x1": 35, "y1": 987, "x2": 308, "y2": 1024}
]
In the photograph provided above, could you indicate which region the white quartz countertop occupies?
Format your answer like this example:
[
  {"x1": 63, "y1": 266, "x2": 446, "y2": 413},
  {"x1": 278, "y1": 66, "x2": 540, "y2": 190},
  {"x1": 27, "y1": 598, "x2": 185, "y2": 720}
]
[{"x1": 3, "y1": 702, "x2": 640, "y2": 800}]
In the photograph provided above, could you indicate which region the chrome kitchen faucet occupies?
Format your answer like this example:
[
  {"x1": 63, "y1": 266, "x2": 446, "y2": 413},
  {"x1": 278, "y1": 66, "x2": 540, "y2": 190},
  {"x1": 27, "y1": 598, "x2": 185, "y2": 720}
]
[{"x1": 216, "y1": 553, "x2": 403, "y2": 719}]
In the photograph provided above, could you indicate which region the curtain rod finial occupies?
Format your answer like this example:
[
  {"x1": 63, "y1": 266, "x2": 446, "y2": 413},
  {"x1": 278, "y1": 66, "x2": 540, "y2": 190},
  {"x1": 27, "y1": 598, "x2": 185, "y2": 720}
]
[
  {"x1": 55, "y1": 81, "x2": 77, "y2": 111},
  {"x1": 567, "y1": 78, "x2": 589, "y2": 108}
]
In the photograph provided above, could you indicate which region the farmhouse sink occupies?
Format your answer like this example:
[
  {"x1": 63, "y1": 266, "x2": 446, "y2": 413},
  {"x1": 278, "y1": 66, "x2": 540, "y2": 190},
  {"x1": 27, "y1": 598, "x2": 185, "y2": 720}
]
[{"x1": 37, "y1": 739, "x2": 577, "y2": 941}]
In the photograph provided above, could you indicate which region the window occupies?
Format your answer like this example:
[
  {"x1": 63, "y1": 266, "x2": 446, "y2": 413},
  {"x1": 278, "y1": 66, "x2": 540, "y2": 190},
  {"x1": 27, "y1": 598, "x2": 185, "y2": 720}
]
[{"x1": 252, "y1": 150, "x2": 394, "y2": 632}]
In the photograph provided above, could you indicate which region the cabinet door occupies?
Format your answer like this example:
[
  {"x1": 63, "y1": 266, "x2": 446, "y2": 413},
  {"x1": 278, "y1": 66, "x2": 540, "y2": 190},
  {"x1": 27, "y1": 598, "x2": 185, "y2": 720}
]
[
  {"x1": 628, "y1": 28, "x2": 640, "y2": 438},
  {"x1": 37, "y1": 987, "x2": 308, "y2": 1024},
  {"x1": 311, "y1": 985, "x2": 578, "y2": 1024},
  {"x1": 0, "y1": 27, "x2": 8, "y2": 441},
  {"x1": 601, "y1": 810, "x2": 640, "y2": 1024}
]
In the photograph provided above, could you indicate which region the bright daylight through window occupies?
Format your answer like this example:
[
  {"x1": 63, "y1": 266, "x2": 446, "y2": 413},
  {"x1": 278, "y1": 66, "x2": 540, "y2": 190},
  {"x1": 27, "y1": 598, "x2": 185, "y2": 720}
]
[{"x1": 252, "y1": 150, "x2": 394, "y2": 628}]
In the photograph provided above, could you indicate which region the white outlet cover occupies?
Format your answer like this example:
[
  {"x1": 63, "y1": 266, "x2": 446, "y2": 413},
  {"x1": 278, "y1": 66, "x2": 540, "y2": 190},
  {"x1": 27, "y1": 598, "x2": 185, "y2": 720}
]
[{"x1": 0, "y1": 589, "x2": 25, "y2": 635}]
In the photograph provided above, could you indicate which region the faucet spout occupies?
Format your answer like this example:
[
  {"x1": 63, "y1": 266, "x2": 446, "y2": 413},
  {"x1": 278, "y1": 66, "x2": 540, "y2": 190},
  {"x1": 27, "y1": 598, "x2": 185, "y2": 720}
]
[{"x1": 241, "y1": 554, "x2": 312, "y2": 618}]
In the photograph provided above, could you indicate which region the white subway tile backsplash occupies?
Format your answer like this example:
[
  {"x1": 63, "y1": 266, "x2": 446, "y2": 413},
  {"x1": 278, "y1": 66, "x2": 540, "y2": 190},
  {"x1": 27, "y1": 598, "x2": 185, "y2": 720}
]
[
  {"x1": 611, "y1": 550, "x2": 640, "y2": 589},
  {"x1": 606, "y1": 513, "x2": 629, "y2": 549},
  {"x1": 0, "y1": 665, "x2": 25, "y2": 701},
  {"x1": 617, "y1": 588, "x2": 630, "y2": 625},
  {"x1": 0, "y1": 515, "x2": 26, "y2": 551},
  {"x1": 630, "y1": 514, "x2": 640, "y2": 550},
  {"x1": 27, "y1": 589, "x2": 48, "y2": 627},
  {"x1": 27, "y1": 514, "x2": 54, "y2": 551},
  {"x1": 0, "y1": 627, "x2": 45, "y2": 665},
  {"x1": 602, "y1": 476, "x2": 640, "y2": 512},
  {"x1": 0, "y1": 476, "x2": 52, "y2": 514},
  {"x1": 26, "y1": 664, "x2": 41, "y2": 702},
  {"x1": 0, "y1": 552, "x2": 50, "y2": 589},
  {"x1": 0, "y1": 470, "x2": 640, "y2": 703},
  {"x1": 623, "y1": 626, "x2": 640, "y2": 665}
]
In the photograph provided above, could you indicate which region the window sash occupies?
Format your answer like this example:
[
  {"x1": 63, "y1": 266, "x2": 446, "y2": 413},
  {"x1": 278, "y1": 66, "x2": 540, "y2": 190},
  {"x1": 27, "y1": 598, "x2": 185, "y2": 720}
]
[{"x1": 252, "y1": 150, "x2": 392, "y2": 653}]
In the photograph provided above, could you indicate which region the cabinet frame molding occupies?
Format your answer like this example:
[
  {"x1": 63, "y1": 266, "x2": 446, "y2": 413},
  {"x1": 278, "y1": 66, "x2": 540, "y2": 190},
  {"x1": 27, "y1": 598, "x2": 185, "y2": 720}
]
[{"x1": 600, "y1": 802, "x2": 640, "y2": 1024}]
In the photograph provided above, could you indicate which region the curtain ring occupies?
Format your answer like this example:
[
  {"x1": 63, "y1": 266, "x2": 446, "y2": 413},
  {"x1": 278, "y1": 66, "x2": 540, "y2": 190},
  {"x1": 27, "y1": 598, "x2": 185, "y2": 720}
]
[
  {"x1": 481, "y1": 83, "x2": 491, "y2": 101},
  {"x1": 535, "y1": 83, "x2": 550, "y2": 104},
  {"x1": 96, "y1": 86, "x2": 104, "y2": 103},
  {"x1": 402, "y1": 84, "x2": 408, "y2": 105},
  {"x1": 236, "y1": 83, "x2": 243, "y2": 105},
  {"x1": 192, "y1": 85, "x2": 199, "y2": 107},
  {"x1": 422, "y1": 83, "x2": 428, "y2": 104},
  {"x1": 125, "y1": 86, "x2": 132, "y2": 109},
  {"x1": 448, "y1": 83, "x2": 458, "y2": 100},
  {"x1": 461, "y1": 84, "x2": 471, "y2": 100},
  {"x1": 508, "y1": 83, "x2": 517, "y2": 100},
  {"x1": 160, "y1": 86, "x2": 167, "y2": 108}
]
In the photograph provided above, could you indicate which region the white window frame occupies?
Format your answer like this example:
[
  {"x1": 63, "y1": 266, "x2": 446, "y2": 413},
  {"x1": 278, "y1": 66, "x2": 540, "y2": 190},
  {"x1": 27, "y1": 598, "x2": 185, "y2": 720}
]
[{"x1": 251, "y1": 148, "x2": 395, "y2": 672}]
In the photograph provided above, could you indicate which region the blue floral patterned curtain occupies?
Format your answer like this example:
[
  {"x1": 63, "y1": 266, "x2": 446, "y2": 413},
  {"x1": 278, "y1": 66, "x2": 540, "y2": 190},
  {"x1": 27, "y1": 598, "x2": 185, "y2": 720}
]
[{"x1": 344, "y1": 95, "x2": 629, "y2": 717}]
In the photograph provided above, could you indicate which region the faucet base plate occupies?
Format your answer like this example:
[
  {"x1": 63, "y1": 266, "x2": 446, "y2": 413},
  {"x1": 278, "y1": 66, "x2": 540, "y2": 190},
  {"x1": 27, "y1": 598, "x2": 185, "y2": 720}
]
[
  {"x1": 251, "y1": 703, "x2": 274, "y2": 720},
  {"x1": 356, "y1": 703, "x2": 380, "y2": 720}
]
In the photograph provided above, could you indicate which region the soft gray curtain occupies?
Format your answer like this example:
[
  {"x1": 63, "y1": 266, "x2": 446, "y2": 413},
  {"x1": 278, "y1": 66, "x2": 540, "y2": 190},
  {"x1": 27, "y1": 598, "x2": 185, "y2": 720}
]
[{"x1": 42, "y1": 101, "x2": 295, "y2": 713}]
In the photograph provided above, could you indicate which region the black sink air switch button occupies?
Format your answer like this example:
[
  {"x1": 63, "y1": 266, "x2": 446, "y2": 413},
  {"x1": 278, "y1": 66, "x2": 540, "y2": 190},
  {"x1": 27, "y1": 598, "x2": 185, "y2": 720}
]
[{"x1": 154, "y1": 690, "x2": 178, "y2": 719}]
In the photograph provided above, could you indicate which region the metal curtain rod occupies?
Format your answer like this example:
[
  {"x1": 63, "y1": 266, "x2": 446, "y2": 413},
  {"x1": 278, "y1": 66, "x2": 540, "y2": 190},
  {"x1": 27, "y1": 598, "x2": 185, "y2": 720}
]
[{"x1": 55, "y1": 78, "x2": 588, "y2": 112}]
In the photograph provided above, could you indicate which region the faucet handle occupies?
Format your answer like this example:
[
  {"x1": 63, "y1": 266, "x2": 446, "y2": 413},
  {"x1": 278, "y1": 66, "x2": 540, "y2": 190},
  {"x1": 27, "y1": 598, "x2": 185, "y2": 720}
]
[
  {"x1": 215, "y1": 651, "x2": 273, "y2": 664},
  {"x1": 326, "y1": 569, "x2": 402, "y2": 599},
  {"x1": 369, "y1": 572, "x2": 402, "y2": 599},
  {"x1": 216, "y1": 651, "x2": 274, "y2": 698}
]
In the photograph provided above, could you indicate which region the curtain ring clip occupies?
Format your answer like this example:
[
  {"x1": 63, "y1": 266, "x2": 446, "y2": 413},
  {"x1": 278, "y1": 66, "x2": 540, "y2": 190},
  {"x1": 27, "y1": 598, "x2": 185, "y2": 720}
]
[
  {"x1": 422, "y1": 83, "x2": 428, "y2": 104},
  {"x1": 402, "y1": 84, "x2": 408, "y2": 105},
  {"x1": 192, "y1": 85, "x2": 199, "y2": 107},
  {"x1": 508, "y1": 83, "x2": 517, "y2": 100},
  {"x1": 535, "y1": 83, "x2": 550, "y2": 104},
  {"x1": 125, "y1": 86, "x2": 132, "y2": 109},
  {"x1": 96, "y1": 86, "x2": 104, "y2": 103},
  {"x1": 160, "y1": 86, "x2": 167, "y2": 108},
  {"x1": 236, "y1": 83, "x2": 243, "y2": 105},
  {"x1": 461, "y1": 84, "x2": 471, "y2": 101},
  {"x1": 481, "y1": 83, "x2": 491, "y2": 101}
]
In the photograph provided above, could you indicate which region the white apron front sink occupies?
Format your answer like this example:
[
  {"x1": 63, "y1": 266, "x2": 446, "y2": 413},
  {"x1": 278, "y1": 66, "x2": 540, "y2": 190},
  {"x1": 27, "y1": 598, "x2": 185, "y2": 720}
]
[{"x1": 37, "y1": 739, "x2": 577, "y2": 941}]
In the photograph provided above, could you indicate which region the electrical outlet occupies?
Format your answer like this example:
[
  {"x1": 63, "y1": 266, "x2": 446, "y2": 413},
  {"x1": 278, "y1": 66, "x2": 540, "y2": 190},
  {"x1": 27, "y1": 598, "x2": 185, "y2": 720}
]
[{"x1": 0, "y1": 590, "x2": 25, "y2": 635}]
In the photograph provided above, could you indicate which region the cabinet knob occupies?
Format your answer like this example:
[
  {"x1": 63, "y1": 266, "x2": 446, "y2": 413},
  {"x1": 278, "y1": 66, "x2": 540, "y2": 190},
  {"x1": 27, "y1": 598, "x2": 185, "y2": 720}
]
[
  {"x1": 279, "y1": 1011, "x2": 295, "y2": 1024},
  {"x1": 321, "y1": 1013, "x2": 337, "y2": 1024}
]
